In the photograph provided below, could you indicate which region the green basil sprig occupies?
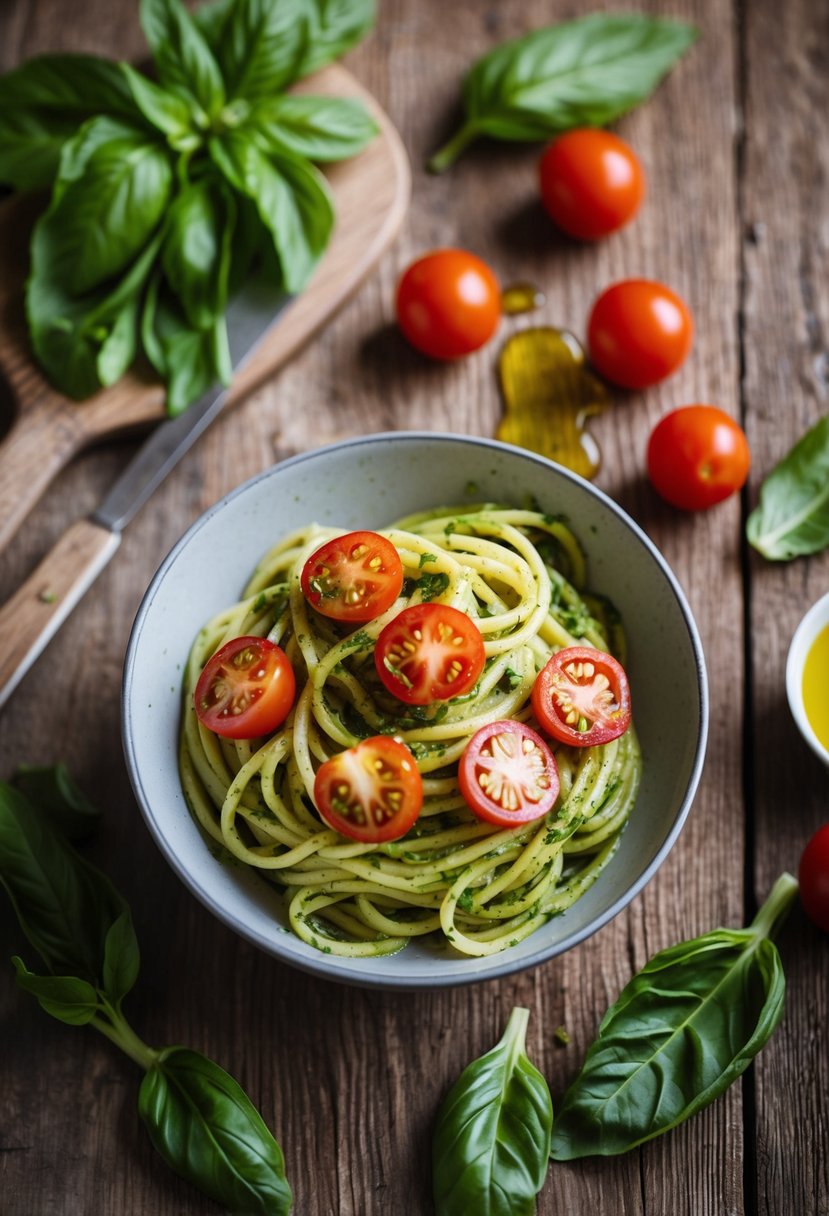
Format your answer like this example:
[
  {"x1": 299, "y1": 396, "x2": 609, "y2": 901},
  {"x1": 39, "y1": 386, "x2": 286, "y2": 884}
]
[
  {"x1": 13, "y1": 762, "x2": 102, "y2": 840},
  {"x1": 0, "y1": 777, "x2": 292, "y2": 1215},
  {"x1": 746, "y1": 415, "x2": 829, "y2": 560},
  {"x1": 432, "y1": 1006, "x2": 553, "y2": 1215},
  {"x1": 428, "y1": 14, "x2": 697, "y2": 173},
  {"x1": 550, "y1": 873, "x2": 798, "y2": 1159},
  {"x1": 1, "y1": 0, "x2": 377, "y2": 414}
]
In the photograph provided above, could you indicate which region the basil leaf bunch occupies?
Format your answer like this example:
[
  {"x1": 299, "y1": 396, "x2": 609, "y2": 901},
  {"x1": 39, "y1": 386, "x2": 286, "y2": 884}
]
[
  {"x1": 550, "y1": 873, "x2": 799, "y2": 1158},
  {"x1": 0, "y1": 0, "x2": 377, "y2": 414},
  {"x1": 0, "y1": 777, "x2": 292, "y2": 1215},
  {"x1": 746, "y1": 415, "x2": 829, "y2": 560},
  {"x1": 432, "y1": 1006, "x2": 553, "y2": 1215},
  {"x1": 428, "y1": 14, "x2": 697, "y2": 173}
]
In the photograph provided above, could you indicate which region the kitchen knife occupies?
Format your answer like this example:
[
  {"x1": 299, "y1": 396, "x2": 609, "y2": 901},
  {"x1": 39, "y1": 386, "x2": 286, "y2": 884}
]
[{"x1": 0, "y1": 278, "x2": 291, "y2": 711}]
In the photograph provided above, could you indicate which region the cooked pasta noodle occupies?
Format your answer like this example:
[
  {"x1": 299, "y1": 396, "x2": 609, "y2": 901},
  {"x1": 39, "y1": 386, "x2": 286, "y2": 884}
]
[{"x1": 179, "y1": 506, "x2": 641, "y2": 958}]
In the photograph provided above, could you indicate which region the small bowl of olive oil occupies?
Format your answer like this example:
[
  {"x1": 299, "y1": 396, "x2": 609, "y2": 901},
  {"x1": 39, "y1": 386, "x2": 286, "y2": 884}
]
[{"x1": 787, "y1": 591, "x2": 829, "y2": 768}]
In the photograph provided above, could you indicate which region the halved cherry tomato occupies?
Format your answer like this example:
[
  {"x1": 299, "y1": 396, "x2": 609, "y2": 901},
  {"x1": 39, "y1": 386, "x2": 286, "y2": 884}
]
[
  {"x1": 539, "y1": 129, "x2": 645, "y2": 240},
  {"x1": 647, "y1": 405, "x2": 751, "y2": 510},
  {"x1": 375, "y1": 603, "x2": 486, "y2": 705},
  {"x1": 194, "y1": 636, "x2": 296, "y2": 740},
  {"x1": 301, "y1": 531, "x2": 403, "y2": 623},
  {"x1": 532, "y1": 646, "x2": 631, "y2": 747},
  {"x1": 396, "y1": 249, "x2": 501, "y2": 360},
  {"x1": 459, "y1": 721, "x2": 560, "y2": 827},
  {"x1": 314, "y1": 735, "x2": 423, "y2": 843},
  {"x1": 587, "y1": 279, "x2": 693, "y2": 389},
  {"x1": 799, "y1": 824, "x2": 829, "y2": 934}
]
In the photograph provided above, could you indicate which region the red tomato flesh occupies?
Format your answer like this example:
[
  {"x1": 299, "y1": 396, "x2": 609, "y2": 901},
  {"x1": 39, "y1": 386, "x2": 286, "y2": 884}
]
[
  {"x1": 647, "y1": 405, "x2": 751, "y2": 510},
  {"x1": 539, "y1": 129, "x2": 645, "y2": 240},
  {"x1": 532, "y1": 646, "x2": 631, "y2": 747},
  {"x1": 314, "y1": 736, "x2": 423, "y2": 843},
  {"x1": 799, "y1": 824, "x2": 829, "y2": 934},
  {"x1": 459, "y1": 721, "x2": 560, "y2": 827},
  {"x1": 396, "y1": 249, "x2": 501, "y2": 360},
  {"x1": 301, "y1": 531, "x2": 403, "y2": 623},
  {"x1": 587, "y1": 279, "x2": 693, "y2": 389},
  {"x1": 194, "y1": 636, "x2": 296, "y2": 740},
  {"x1": 375, "y1": 603, "x2": 486, "y2": 705}
]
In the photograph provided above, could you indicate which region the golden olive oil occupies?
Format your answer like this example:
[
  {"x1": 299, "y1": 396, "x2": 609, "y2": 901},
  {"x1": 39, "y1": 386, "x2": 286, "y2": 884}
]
[
  {"x1": 501, "y1": 282, "x2": 546, "y2": 315},
  {"x1": 802, "y1": 622, "x2": 829, "y2": 751}
]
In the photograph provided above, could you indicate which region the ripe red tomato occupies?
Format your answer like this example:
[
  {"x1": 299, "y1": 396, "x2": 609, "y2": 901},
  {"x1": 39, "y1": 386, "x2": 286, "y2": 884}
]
[
  {"x1": 459, "y1": 721, "x2": 560, "y2": 827},
  {"x1": 587, "y1": 279, "x2": 693, "y2": 389},
  {"x1": 301, "y1": 531, "x2": 403, "y2": 623},
  {"x1": 539, "y1": 129, "x2": 645, "y2": 240},
  {"x1": 194, "y1": 636, "x2": 296, "y2": 739},
  {"x1": 395, "y1": 249, "x2": 501, "y2": 359},
  {"x1": 375, "y1": 603, "x2": 485, "y2": 705},
  {"x1": 314, "y1": 736, "x2": 423, "y2": 843},
  {"x1": 647, "y1": 405, "x2": 751, "y2": 510},
  {"x1": 532, "y1": 646, "x2": 631, "y2": 747},
  {"x1": 799, "y1": 824, "x2": 829, "y2": 934}
]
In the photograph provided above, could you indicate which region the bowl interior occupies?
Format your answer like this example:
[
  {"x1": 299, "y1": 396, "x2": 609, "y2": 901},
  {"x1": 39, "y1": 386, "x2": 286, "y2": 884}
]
[{"x1": 123, "y1": 433, "x2": 708, "y2": 988}]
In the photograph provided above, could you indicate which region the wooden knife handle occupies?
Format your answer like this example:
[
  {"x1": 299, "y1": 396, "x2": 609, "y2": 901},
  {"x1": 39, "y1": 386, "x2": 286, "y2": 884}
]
[{"x1": 0, "y1": 518, "x2": 120, "y2": 710}]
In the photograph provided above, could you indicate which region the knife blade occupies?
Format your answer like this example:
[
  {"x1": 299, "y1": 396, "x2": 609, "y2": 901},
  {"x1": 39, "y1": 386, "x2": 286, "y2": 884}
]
[{"x1": 0, "y1": 279, "x2": 291, "y2": 710}]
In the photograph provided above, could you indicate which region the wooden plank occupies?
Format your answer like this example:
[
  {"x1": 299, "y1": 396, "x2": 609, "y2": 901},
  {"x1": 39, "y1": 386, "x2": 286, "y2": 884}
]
[{"x1": 741, "y1": 1, "x2": 829, "y2": 1214}]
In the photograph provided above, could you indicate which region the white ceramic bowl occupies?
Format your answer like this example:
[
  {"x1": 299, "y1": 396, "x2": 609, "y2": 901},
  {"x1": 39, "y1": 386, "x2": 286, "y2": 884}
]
[
  {"x1": 786, "y1": 590, "x2": 829, "y2": 767},
  {"x1": 122, "y1": 432, "x2": 708, "y2": 988}
]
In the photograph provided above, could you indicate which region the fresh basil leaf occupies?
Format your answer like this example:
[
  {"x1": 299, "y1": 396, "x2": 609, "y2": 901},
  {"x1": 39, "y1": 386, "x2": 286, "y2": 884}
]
[
  {"x1": 428, "y1": 14, "x2": 697, "y2": 171},
  {"x1": 0, "y1": 782, "x2": 128, "y2": 984},
  {"x1": 193, "y1": 0, "x2": 237, "y2": 48},
  {"x1": 27, "y1": 227, "x2": 162, "y2": 398},
  {"x1": 746, "y1": 416, "x2": 829, "y2": 560},
  {"x1": 212, "y1": 0, "x2": 311, "y2": 101},
  {"x1": 141, "y1": 276, "x2": 230, "y2": 414},
  {"x1": 120, "y1": 63, "x2": 197, "y2": 147},
  {"x1": 550, "y1": 873, "x2": 798, "y2": 1159},
  {"x1": 140, "y1": 0, "x2": 225, "y2": 116},
  {"x1": 31, "y1": 117, "x2": 171, "y2": 294},
  {"x1": 0, "y1": 54, "x2": 140, "y2": 190},
  {"x1": 433, "y1": 1007, "x2": 552, "y2": 1216},
  {"x1": 211, "y1": 134, "x2": 333, "y2": 291},
  {"x1": 139, "y1": 1047, "x2": 292, "y2": 1216},
  {"x1": 102, "y1": 911, "x2": 140, "y2": 1007},
  {"x1": 299, "y1": 0, "x2": 377, "y2": 77},
  {"x1": 249, "y1": 95, "x2": 377, "y2": 162},
  {"x1": 13, "y1": 763, "x2": 101, "y2": 841},
  {"x1": 12, "y1": 958, "x2": 100, "y2": 1026},
  {"x1": 161, "y1": 179, "x2": 235, "y2": 329}
]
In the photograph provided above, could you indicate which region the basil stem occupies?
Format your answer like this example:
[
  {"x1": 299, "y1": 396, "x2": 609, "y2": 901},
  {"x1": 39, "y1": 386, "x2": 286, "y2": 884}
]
[
  {"x1": 428, "y1": 14, "x2": 697, "y2": 173},
  {"x1": 432, "y1": 1006, "x2": 553, "y2": 1216},
  {"x1": 550, "y1": 873, "x2": 798, "y2": 1159}
]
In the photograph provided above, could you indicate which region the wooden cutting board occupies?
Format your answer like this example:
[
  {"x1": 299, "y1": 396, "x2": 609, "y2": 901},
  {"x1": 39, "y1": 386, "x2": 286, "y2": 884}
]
[{"x1": 0, "y1": 63, "x2": 410, "y2": 552}]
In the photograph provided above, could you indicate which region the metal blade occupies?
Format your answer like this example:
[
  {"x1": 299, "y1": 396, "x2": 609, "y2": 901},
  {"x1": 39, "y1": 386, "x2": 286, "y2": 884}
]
[{"x1": 93, "y1": 279, "x2": 291, "y2": 534}]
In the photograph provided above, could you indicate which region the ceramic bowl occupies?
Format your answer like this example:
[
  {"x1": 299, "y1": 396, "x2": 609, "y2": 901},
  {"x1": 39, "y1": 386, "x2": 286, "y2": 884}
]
[
  {"x1": 786, "y1": 590, "x2": 829, "y2": 768},
  {"x1": 122, "y1": 432, "x2": 708, "y2": 988}
]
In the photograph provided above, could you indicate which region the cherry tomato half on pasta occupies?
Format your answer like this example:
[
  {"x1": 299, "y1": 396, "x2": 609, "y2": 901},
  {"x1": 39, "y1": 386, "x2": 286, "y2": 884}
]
[
  {"x1": 532, "y1": 646, "x2": 631, "y2": 747},
  {"x1": 799, "y1": 824, "x2": 829, "y2": 934},
  {"x1": 194, "y1": 636, "x2": 296, "y2": 739},
  {"x1": 375, "y1": 603, "x2": 486, "y2": 705},
  {"x1": 647, "y1": 405, "x2": 751, "y2": 510},
  {"x1": 314, "y1": 735, "x2": 423, "y2": 843},
  {"x1": 459, "y1": 721, "x2": 560, "y2": 827},
  {"x1": 539, "y1": 129, "x2": 645, "y2": 240},
  {"x1": 301, "y1": 531, "x2": 403, "y2": 623},
  {"x1": 395, "y1": 249, "x2": 501, "y2": 359},
  {"x1": 587, "y1": 279, "x2": 693, "y2": 389}
]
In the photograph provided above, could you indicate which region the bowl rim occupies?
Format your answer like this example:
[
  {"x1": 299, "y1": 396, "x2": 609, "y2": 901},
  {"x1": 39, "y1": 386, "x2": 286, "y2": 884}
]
[
  {"x1": 786, "y1": 589, "x2": 829, "y2": 768},
  {"x1": 122, "y1": 430, "x2": 709, "y2": 988}
]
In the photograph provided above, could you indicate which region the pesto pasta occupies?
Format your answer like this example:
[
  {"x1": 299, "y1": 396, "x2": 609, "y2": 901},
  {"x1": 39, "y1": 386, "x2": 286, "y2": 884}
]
[{"x1": 179, "y1": 506, "x2": 641, "y2": 959}]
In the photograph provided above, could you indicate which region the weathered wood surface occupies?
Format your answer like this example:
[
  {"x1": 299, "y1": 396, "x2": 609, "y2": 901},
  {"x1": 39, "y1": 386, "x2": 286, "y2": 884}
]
[{"x1": 0, "y1": 1, "x2": 826, "y2": 1214}]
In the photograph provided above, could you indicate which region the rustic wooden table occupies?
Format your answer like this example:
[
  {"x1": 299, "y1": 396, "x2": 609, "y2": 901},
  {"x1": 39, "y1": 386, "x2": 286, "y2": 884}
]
[{"x1": 1, "y1": 1, "x2": 827, "y2": 1213}]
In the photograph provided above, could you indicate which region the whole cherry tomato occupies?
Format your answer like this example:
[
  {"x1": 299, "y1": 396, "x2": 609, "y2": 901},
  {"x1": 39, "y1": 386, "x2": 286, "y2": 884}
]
[
  {"x1": 539, "y1": 129, "x2": 645, "y2": 240},
  {"x1": 587, "y1": 279, "x2": 694, "y2": 389},
  {"x1": 799, "y1": 824, "x2": 829, "y2": 934},
  {"x1": 395, "y1": 249, "x2": 501, "y2": 359},
  {"x1": 647, "y1": 405, "x2": 751, "y2": 510}
]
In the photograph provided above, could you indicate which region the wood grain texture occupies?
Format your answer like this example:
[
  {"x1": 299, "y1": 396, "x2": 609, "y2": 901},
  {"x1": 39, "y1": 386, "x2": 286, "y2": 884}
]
[{"x1": 0, "y1": 1, "x2": 825, "y2": 1214}]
